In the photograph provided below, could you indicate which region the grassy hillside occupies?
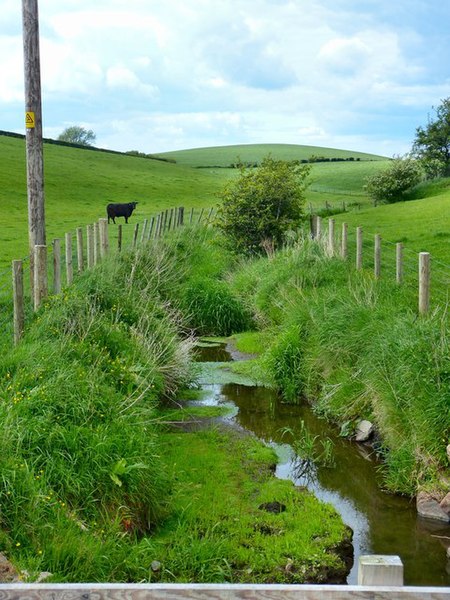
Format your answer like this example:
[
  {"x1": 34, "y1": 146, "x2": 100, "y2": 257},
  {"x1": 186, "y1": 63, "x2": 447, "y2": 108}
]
[
  {"x1": 333, "y1": 189, "x2": 450, "y2": 264},
  {"x1": 0, "y1": 135, "x2": 388, "y2": 270},
  {"x1": 1, "y1": 132, "x2": 448, "y2": 276},
  {"x1": 0, "y1": 134, "x2": 232, "y2": 268},
  {"x1": 156, "y1": 143, "x2": 387, "y2": 167},
  {"x1": 157, "y1": 143, "x2": 389, "y2": 209},
  {"x1": 306, "y1": 159, "x2": 390, "y2": 205}
]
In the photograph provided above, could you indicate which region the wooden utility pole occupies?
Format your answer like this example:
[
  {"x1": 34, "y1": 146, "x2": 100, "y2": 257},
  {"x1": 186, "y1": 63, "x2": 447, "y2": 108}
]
[{"x1": 22, "y1": 0, "x2": 46, "y2": 286}]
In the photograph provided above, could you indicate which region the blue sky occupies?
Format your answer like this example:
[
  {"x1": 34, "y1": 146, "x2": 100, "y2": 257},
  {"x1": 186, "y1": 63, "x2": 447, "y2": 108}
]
[{"x1": 1, "y1": 0, "x2": 449, "y2": 156}]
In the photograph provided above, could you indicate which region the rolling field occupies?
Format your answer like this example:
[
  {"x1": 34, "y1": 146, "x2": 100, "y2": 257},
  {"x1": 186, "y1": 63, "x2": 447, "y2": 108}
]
[
  {"x1": 157, "y1": 143, "x2": 390, "y2": 207},
  {"x1": 0, "y1": 136, "x2": 387, "y2": 270}
]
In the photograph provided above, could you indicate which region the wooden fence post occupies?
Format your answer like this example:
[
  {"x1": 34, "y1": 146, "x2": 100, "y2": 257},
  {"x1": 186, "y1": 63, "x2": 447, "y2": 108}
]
[
  {"x1": 86, "y1": 224, "x2": 94, "y2": 267},
  {"x1": 33, "y1": 244, "x2": 47, "y2": 310},
  {"x1": 190, "y1": 207, "x2": 194, "y2": 224},
  {"x1": 328, "y1": 218, "x2": 335, "y2": 256},
  {"x1": 396, "y1": 243, "x2": 403, "y2": 284},
  {"x1": 419, "y1": 252, "x2": 431, "y2": 315},
  {"x1": 99, "y1": 218, "x2": 109, "y2": 258},
  {"x1": 168, "y1": 209, "x2": 174, "y2": 231},
  {"x1": 94, "y1": 222, "x2": 99, "y2": 264},
  {"x1": 163, "y1": 210, "x2": 168, "y2": 233},
  {"x1": 141, "y1": 219, "x2": 148, "y2": 242},
  {"x1": 132, "y1": 223, "x2": 139, "y2": 248},
  {"x1": 358, "y1": 555, "x2": 403, "y2": 586},
  {"x1": 117, "y1": 224, "x2": 122, "y2": 252},
  {"x1": 341, "y1": 222, "x2": 348, "y2": 260},
  {"x1": 316, "y1": 216, "x2": 322, "y2": 239},
  {"x1": 310, "y1": 214, "x2": 318, "y2": 239},
  {"x1": 374, "y1": 234, "x2": 381, "y2": 279},
  {"x1": 179, "y1": 206, "x2": 185, "y2": 226},
  {"x1": 76, "y1": 227, "x2": 84, "y2": 272},
  {"x1": 356, "y1": 226, "x2": 363, "y2": 270},
  {"x1": 65, "y1": 232, "x2": 73, "y2": 286},
  {"x1": 52, "y1": 238, "x2": 61, "y2": 294},
  {"x1": 12, "y1": 259, "x2": 25, "y2": 345},
  {"x1": 148, "y1": 217, "x2": 155, "y2": 240},
  {"x1": 197, "y1": 208, "x2": 204, "y2": 224}
]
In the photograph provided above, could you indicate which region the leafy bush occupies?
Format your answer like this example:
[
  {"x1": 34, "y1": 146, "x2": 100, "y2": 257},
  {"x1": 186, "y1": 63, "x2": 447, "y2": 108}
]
[
  {"x1": 216, "y1": 157, "x2": 310, "y2": 254},
  {"x1": 364, "y1": 156, "x2": 423, "y2": 204}
]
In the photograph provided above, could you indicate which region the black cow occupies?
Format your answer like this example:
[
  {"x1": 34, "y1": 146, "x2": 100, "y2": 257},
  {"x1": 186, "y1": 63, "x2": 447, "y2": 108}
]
[{"x1": 106, "y1": 202, "x2": 138, "y2": 224}]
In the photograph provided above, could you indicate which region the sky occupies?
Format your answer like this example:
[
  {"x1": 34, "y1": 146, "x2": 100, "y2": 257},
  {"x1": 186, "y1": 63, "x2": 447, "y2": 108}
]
[{"x1": 1, "y1": 0, "x2": 450, "y2": 157}]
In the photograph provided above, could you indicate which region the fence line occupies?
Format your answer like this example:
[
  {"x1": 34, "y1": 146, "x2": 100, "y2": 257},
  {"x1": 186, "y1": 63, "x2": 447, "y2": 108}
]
[
  {"x1": 310, "y1": 216, "x2": 449, "y2": 315},
  {"x1": 5, "y1": 206, "x2": 214, "y2": 347},
  {"x1": 3, "y1": 208, "x2": 449, "y2": 347}
]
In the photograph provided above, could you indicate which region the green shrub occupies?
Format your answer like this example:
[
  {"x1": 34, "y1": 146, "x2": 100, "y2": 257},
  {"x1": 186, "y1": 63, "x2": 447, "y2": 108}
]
[
  {"x1": 365, "y1": 156, "x2": 423, "y2": 204},
  {"x1": 216, "y1": 157, "x2": 310, "y2": 254}
]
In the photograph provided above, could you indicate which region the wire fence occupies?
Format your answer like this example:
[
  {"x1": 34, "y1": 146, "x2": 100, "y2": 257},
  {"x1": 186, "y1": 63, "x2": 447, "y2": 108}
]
[{"x1": 310, "y1": 215, "x2": 450, "y2": 314}]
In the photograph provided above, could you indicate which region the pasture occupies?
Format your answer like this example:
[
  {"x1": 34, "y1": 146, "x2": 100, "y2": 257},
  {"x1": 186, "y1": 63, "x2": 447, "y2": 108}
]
[
  {"x1": 0, "y1": 134, "x2": 230, "y2": 268},
  {"x1": 0, "y1": 133, "x2": 449, "y2": 584},
  {"x1": 333, "y1": 189, "x2": 450, "y2": 264},
  {"x1": 1, "y1": 132, "x2": 448, "y2": 273}
]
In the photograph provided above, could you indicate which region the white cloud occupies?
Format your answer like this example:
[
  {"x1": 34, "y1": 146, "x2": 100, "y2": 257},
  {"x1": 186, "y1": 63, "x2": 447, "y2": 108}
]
[
  {"x1": 106, "y1": 64, "x2": 159, "y2": 97},
  {"x1": 0, "y1": 0, "x2": 448, "y2": 156}
]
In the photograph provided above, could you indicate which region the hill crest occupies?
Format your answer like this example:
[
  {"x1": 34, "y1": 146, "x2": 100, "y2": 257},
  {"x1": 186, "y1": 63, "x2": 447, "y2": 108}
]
[{"x1": 155, "y1": 143, "x2": 387, "y2": 167}]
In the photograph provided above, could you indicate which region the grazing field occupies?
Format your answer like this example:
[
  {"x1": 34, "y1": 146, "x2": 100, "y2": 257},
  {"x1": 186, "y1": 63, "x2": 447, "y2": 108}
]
[
  {"x1": 0, "y1": 135, "x2": 389, "y2": 270},
  {"x1": 0, "y1": 132, "x2": 448, "y2": 275},
  {"x1": 157, "y1": 144, "x2": 390, "y2": 207},
  {"x1": 0, "y1": 134, "x2": 231, "y2": 268}
]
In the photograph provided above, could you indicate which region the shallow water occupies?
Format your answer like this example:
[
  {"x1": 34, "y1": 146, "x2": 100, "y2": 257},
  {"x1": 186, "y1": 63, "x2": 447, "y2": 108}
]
[{"x1": 194, "y1": 346, "x2": 450, "y2": 586}]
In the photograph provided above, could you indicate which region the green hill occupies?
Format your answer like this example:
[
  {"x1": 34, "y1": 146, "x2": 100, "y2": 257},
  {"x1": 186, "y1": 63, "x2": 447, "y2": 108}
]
[
  {"x1": 156, "y1": 143, "x2": 390, "y2": 208},
  {"x1": 156, "y1": 143, "x2": 387, "y2": 167},
  {"x1": 0, "y1": 133, "x2": 231, "y2": 269}
]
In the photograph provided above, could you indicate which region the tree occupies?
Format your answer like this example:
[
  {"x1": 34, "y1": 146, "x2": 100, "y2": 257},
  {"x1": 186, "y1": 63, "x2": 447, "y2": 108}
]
[
  {"x1": 57, "y1": 126, "x2": 96, "y2": 146},
  {"x1": 412, "y1": 98, "x2": 450, "y2": 177},
  {"x1": 216, "y1": 157, "x2": 310, "y2": 254},
  {"x1": 365, "y1": 156, "x2": 423, "y2": 204}
]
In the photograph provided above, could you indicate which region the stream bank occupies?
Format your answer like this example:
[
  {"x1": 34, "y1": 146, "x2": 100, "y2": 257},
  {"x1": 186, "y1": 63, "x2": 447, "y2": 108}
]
[{"x1": 192, "y1": 339, "x2": 450, "y2": 586}]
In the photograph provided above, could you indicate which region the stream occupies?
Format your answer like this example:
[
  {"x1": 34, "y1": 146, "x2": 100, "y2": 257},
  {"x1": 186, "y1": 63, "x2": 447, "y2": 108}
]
[{"x1": 192, "y1": 342, "x2": 450, "y2": 586}]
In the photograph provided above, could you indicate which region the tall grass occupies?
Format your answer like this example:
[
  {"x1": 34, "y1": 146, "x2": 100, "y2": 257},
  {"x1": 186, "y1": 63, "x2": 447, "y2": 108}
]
[
  {"x1": 228, "y1": 236, "x2": 449, "y2": 495},
  {"x1": 0, "y1": 240, "x2": 194, "y2": 580},
  {"x1": 160, "y1": 226, "x2": 253, "y2": 336}
]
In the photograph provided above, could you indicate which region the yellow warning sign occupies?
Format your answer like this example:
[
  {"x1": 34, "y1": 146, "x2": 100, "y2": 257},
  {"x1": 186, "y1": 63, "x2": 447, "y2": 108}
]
[{"x1": 25, "y1": 112, "x2": 35, "y2": 128}]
